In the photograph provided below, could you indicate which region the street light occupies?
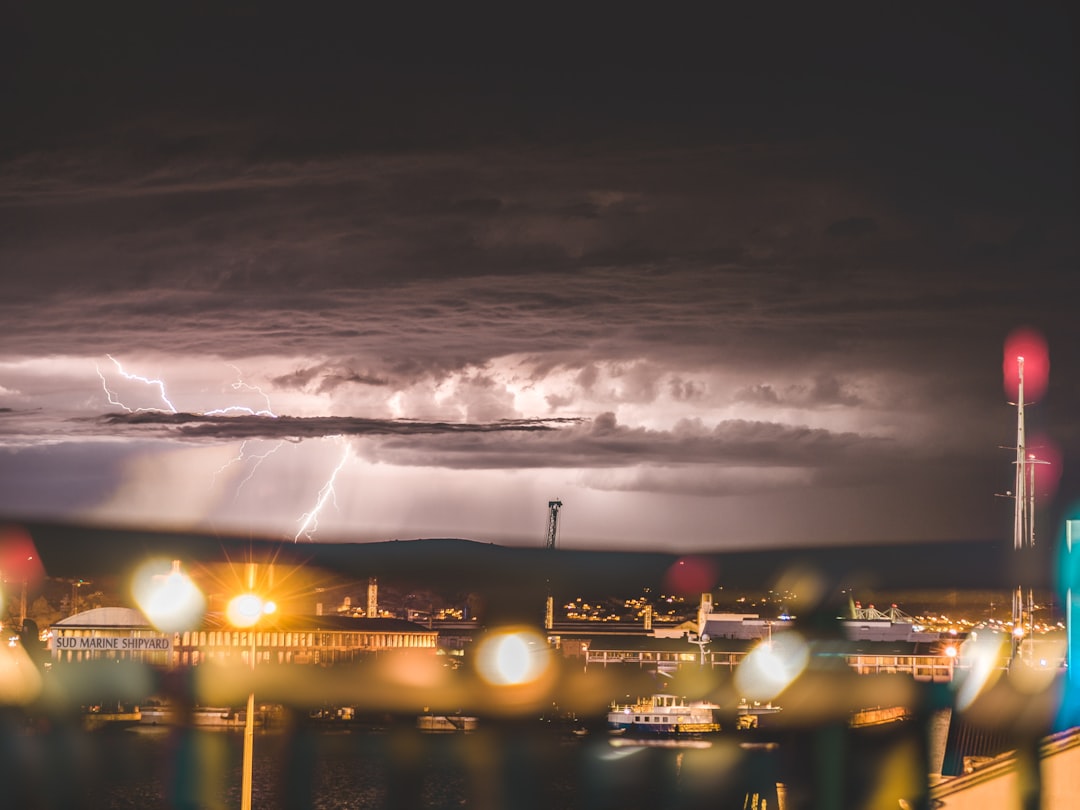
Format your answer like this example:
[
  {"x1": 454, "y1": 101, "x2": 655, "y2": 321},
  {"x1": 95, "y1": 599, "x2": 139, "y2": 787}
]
[{"x1": 226, "y1": 587, "x2": 276, "y2": 810}]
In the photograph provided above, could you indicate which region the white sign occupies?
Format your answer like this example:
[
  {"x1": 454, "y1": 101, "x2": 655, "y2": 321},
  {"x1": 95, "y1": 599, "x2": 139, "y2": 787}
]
[{"x1": 53, "y1": 636, "x2": 172, "y2": 654}]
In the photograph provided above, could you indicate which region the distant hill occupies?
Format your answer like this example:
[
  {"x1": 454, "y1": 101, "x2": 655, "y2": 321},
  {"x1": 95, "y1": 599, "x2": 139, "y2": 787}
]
[{"x1": 16, "y1": 519, "x2": 1041, "y2": 610}]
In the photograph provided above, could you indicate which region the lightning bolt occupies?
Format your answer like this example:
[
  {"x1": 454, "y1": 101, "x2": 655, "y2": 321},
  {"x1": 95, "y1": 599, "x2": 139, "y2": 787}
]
[
  {"x1": 234, "y1": 440, "x2": 286, "y2": 495},
  {"x1": 294, "y1": 440, "x2": 352, "y2": 542},
  {"x1": 95, "y1": 355, "x2": 354, "y2": 543},
  {"x1": 96, "y1": 355, "x2": 178, "y2": 413},
  {"x1": 211, "y1": 440, "x2": 286, "y2": 499},
  {"x1": 205, "y1": 364, "x2": 278, "y2": 417}
]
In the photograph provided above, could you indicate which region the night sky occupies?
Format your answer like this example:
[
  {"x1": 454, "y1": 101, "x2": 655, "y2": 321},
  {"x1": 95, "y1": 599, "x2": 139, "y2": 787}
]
[{"x1": 1, "y1": 7, "x2": 1076, "y2": 552}]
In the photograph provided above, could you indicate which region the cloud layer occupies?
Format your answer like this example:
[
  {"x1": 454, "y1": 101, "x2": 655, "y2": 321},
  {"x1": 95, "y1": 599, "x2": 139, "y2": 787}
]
[{"x1": 0, "y1": 8, "x2": 1075, "y2": 549}]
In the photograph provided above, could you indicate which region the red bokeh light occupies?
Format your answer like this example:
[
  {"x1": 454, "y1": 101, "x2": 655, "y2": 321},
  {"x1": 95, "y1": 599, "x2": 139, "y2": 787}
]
[
  {"x1": 1003, "y1": 327, "x2": 1049, "y2": 401},
  {"x1": 0, "y1": 525, "x2": 45, "y2": 586},
  {"x1": 662, "y1": 555, "x2": 718, "y2": 596},
  {"x1": 1029, "y1": 432, "x2": 1063, "y2": 500}
]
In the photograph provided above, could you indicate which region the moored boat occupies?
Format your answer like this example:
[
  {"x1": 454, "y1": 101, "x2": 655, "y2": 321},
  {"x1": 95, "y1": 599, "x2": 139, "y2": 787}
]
[
  {"x1": 607, "y1": 693, "x2": 782, "y2": 737},
  {"x1": 82, "y1": 702, "x2": 141, "y2": 732},
  {"x1": 607, "y1": 693, "x2": 723, "y2": 736},
  {"x1": 417, "y1": 711, "x2": 477, "y2": 732}
]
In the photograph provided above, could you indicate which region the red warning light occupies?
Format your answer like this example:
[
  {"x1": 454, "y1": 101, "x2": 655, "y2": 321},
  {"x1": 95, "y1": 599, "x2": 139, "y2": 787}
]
[{"x1": 1003, "y1": 328, "x2": 1049, "y2": 401}]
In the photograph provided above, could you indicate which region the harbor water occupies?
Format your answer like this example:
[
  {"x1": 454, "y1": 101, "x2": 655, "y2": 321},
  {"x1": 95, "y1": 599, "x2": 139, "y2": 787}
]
[{"x1": 4, "y1": 720, "x2": 787, "y2": 809}]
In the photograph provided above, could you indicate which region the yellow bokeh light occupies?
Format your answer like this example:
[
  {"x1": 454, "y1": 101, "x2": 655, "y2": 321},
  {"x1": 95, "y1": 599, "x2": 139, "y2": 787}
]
[
  {"x1": 132, "y1": 559, "x2": 206, "y2": 632},
  {"x1": 475, "y1": 628, "x2": 551, "y2": 686},
  {"x1": 954, "y1": 630, "x2": 1006, "y2": 711},
  {"x1": 734, "y1": 632, "x2": 809, "y2": 702}
]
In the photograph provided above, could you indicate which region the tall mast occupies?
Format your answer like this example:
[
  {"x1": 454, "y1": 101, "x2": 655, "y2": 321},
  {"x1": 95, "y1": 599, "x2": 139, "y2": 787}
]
[
  {"x1": 1013, "y1": 356, "x2": 1026, "y2": 551},
  {"x1": 1010, "y1": 355, "x2": 1034, "y2": 660}
]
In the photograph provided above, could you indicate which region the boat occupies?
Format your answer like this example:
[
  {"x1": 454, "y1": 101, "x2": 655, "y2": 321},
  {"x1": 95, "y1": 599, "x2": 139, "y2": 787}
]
[
  {"x1": 139, "y1": 704, "x2": 284, "y2": 729},
  {"x1": 607, "y1": 693, "x2": 723, "y2": 736},
  {"x1": 734, "y1": 697, "x2": 783, "y2": 730},
  {"x1": 606, "y1": 693, "x2": 782, "y2": 737},
  {"x1": 82, "y1": 702, "x2": 141, "y2": 732},
  {"x1": 192, "y1": 705, "x2": 285, "y2": 729},
  {"x1": 417, "y1": 711, "x2": 477, "y2": 732}
]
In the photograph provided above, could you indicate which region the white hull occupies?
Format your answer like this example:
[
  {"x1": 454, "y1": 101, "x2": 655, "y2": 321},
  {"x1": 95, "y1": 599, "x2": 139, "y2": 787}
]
[{"x1": 417, "y1": 714, "x2": 477, "y2": 732}]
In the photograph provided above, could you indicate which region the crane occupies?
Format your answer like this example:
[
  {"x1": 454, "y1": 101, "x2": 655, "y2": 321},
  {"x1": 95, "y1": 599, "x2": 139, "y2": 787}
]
[{"x1": 545, "y1": 499, "x2": 563, "y2": 550}]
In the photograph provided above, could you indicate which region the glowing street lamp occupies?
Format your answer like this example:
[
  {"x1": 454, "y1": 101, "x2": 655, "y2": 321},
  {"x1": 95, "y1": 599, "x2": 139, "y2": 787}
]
[{"x1": 227, "y1": 587, "x2": 276, "y2": 810}]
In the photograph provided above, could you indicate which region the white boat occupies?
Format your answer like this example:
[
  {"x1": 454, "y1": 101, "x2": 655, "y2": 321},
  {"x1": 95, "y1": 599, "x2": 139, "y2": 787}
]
[
  {"x1": 607, "y1": 693, "x2": 782, "y2": 736},
  {"x1": 607, "y1": 694, "x2": 723, "y2": 736}
]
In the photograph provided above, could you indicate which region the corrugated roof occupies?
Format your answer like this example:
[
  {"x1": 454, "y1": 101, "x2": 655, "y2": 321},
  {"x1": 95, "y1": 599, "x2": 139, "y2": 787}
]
[{"x1": 53, "y1": 607, "x2": 151, "y2": 628}]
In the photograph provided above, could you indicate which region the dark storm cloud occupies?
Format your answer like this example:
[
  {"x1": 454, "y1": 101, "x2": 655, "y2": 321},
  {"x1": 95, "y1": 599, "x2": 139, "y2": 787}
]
[
  {"x1": 826, "y1": 217, "x2": 878, "y2": 239},
  {"x1": 0, "y1": 6, "x2": 1075, "y2": 546},
  {"x1": 1, "y1": 38, "x2": 1074, "y2": 381},
  {"x1": 94, "y1": 412, "x2": 578, "y2": 441},
  {"x1": 733, "y1": 376, "x2": 863, "y2": 409},
  {"x1": 77, "y1": 408, "x2": 905, "y2": 481},
  {"x1": 361, "y1": 412, "x2": 898, "y2": 473},
  {"x1": 269, "y1": 364, "x2": 391, "y2": 394}
]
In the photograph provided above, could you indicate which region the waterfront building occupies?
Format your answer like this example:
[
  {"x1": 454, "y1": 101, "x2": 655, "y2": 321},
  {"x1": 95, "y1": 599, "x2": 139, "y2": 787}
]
[
  {"x1": 50, "y1": 607, "x2": 173, "y2": 666},
  {"x1": 49, "y1": 606, "x2": 438, "y2": 667},
  {"x1": 581, "y1": 633, "x2": 956, "y2": 681}
]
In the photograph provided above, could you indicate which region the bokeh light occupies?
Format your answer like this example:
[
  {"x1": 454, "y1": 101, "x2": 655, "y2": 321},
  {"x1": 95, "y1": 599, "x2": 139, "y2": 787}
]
[
  {"x1": 1003, "y1": 327, "x2": 1049, "y2": 401},
  {"x1": 1029, "y1": 432, "x2": 1063, "y2": 499},
  {"x1": 132, "y1": 558, "x2": 206, "y2": 632},
  {"x1": 475, "y1": 628, "x2": 551, "y2": 686},
  {"x1": 662, "y1": 555, "x2": 718, "y2": 596},
  {"x1": 0, "y1": 641, "x2": 43, "y2": 706},
  {"x1": 0, "y1": 525, "x2": 45, "y2": 589},
  {"x1": 734, "y1": 631, "x2": 809, "y2": 702},
  {"x1": 954, "y1": 629, "x2": 1007, "y2": 711},
  {"x1": 227, "y1": 593, "x2": 276, "y2": 628}
]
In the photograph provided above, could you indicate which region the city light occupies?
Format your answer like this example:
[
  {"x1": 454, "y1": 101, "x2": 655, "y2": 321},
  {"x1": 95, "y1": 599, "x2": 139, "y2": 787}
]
[
  {"x1": 227, "y1": 593, "x2": 277, "y2": 628},
  {"x1": 225, "y1": 571, "x2": 277, "y2": 810}
]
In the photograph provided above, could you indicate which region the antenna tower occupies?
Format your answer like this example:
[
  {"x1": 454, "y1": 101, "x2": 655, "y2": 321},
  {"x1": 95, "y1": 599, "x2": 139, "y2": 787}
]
[
  {"x1": 1010, "y1": 356, "x2": 1036, "y2": 660},
  {"x1": 545, "y1": 499, "x2": 563, "y2": 550}
]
